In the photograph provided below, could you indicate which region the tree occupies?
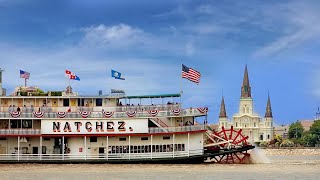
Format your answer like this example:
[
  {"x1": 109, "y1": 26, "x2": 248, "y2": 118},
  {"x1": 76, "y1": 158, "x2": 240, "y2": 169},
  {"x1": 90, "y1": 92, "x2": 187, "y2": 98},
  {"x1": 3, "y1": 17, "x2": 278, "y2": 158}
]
[
  {"x1": 310, "y1": 120, "x2": 320, "y2": 136},
  {"x1": 309, "y1": 120, "x2": 320, "y2": 144},
  {"x1": 288, "y1": 121, "x2": 304, "y2": 139},
  {"x1": 274, "y1": 134, "x2": 283, "y2": 144},
  {"x1": 301, "y1": 131, "x2": 317, "y2": 147}
]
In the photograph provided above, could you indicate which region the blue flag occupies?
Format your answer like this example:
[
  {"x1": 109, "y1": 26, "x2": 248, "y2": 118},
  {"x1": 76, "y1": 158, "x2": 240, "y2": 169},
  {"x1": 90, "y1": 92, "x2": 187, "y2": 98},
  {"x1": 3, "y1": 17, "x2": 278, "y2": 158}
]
[{"x1": 111, "y1": 69, "x2": 125, "y2": 80}]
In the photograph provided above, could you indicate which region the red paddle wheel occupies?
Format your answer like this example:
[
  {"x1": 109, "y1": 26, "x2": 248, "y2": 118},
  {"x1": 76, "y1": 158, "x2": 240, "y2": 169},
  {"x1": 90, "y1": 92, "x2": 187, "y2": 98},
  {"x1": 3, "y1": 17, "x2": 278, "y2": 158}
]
[{"x1": 204, "y1": 126, "x2": 253, "y2": 164}]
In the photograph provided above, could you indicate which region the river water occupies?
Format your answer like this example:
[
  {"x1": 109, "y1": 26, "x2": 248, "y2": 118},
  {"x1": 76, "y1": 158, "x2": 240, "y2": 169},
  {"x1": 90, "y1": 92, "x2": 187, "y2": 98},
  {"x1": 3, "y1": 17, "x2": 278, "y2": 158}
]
[{"x1": 0, "y1": 151, "x2": 319, "y2": 180}]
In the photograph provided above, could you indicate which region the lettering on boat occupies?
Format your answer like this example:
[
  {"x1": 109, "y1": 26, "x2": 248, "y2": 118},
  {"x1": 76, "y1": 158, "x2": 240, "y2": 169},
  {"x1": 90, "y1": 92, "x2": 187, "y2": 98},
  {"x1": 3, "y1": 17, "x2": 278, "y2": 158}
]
[{"x1": 42, "y1": 119, "x2": 148, "y2": 134}]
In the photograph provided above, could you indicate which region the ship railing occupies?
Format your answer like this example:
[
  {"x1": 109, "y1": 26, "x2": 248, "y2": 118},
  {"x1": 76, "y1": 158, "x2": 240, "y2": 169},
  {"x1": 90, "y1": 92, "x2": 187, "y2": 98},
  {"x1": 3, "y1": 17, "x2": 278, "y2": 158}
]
[
  {"x1": 0, "y1": 149, "x2": 204, "y2": 161},
  {"x1": 0, "y1": 104, "x2": 182, "y2": 113},
  {"x1": 0, "y1": 129, "x2": 41, "y2": 135},
  {"x1": 149, "y1": 125, "x2": 206, "y2": 133},
  {"x1": 0, "y1": 107, "x2": 207, "y2": 119}
]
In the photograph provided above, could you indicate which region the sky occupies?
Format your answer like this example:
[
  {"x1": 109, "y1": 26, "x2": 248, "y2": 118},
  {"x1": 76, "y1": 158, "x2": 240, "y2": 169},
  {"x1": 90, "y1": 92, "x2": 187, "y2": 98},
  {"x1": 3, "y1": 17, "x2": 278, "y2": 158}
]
[{"x1": 0, "y1": 0, "x2": 320, "y2": 125}]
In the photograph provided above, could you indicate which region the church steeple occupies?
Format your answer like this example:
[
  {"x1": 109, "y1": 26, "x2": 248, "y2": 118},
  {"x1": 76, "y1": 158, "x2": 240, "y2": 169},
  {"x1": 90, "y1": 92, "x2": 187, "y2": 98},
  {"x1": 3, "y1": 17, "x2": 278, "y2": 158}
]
[
  {"x1": 241, "y1": 65, "x2": 251, "y2": 98},
  {"x1": 264, "y1": 94, "x2": 273, "y2": 118},
  {"x1": 219, "y1": 96, "x2": 227, "y2": 118}
]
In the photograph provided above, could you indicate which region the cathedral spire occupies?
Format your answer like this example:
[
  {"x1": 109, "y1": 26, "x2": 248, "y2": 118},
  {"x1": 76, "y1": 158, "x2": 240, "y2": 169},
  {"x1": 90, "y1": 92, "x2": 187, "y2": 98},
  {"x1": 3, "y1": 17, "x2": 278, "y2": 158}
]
[
  {"x1": 264, "y1": 94, "x2": 273, "y2": 118},
  {"x1": 241, "y1": 65, "x2": 251, "y2": 98},
  {"x1": 219, "y1": 96, "x2": 227, "y2": 118}
]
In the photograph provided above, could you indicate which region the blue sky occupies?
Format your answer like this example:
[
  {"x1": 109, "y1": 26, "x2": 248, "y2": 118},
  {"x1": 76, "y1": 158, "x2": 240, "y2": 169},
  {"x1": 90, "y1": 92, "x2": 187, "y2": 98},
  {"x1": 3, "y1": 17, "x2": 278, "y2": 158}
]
[{"x1": 1, "y1": 0, "x2": 320, "y2": 125}]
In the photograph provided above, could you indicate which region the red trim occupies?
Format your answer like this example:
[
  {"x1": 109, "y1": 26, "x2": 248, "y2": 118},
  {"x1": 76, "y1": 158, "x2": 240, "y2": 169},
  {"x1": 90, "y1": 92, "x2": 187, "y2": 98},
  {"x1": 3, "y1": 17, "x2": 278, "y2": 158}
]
[{"x1": 0, "y1": 130, "x2": 206, "y2": 137}]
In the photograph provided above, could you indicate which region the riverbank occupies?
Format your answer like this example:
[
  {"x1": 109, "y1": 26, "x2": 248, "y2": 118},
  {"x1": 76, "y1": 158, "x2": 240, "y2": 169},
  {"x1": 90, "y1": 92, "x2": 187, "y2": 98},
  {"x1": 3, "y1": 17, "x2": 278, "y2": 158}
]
[{"x1": 261, "y1": 148, "x2": 320, "y2": 156}]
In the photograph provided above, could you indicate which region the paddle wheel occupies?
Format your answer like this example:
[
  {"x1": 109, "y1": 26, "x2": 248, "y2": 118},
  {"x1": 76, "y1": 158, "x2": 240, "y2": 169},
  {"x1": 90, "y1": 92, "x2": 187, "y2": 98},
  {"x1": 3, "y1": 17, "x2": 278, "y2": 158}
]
[{"x1": 204, "y1": 126, "x2": 254, "y2": 164}]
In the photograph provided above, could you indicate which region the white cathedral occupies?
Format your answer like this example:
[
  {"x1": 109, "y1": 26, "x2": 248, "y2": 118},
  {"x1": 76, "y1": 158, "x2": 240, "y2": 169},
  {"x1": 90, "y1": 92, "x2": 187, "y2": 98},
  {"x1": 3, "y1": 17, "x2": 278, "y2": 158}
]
[{"x1": 218, "y1": 65, "x2": 274, "y2": 143}]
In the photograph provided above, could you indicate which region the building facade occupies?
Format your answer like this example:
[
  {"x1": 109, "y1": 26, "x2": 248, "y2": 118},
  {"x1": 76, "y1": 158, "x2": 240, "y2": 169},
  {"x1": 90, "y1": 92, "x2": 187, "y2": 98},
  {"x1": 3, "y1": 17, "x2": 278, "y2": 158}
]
[{"x1": 218, "y1": 65, "x2": 274, "y2": 143}]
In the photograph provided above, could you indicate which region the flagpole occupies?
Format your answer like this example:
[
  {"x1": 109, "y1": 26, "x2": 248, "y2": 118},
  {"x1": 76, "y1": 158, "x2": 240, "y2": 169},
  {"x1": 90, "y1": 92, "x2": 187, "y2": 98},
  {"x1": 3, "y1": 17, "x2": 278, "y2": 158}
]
[
  {"x1": 180, "y1": 61, "x2": 184, "y2": 127},
  {"x1": 180, "y1": 60, "x2": 183, "y2": 97},
  {"x1": 68, "y1": 78, "x2": 71, "y2": 97}
]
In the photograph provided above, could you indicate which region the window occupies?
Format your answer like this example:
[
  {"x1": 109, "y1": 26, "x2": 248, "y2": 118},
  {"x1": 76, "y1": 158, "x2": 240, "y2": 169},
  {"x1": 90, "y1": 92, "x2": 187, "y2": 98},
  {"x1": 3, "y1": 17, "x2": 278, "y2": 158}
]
[
  {"x1": 236, "y1": 122, "x2": 238, "y2": 127},
  {"x1": 119, "y1": 137, "x2": 126, "y2": 141},
  {"x1": 0, "y1": 137, "x2": 6, "y2": 140},
  {"x1": 242, "y1": 107, "x2": 245, "y2": 113},
  {"x1": 78, "y1": 99, "x2": 84, "y2": 106},
  {"x1": 254, "y1": 122, "x2": 256, "y2": 127},
  {"x1": 246, "y1": 107, "x2": 249, "y2": 113},
  {"x1": 63, "y1": 99, "x2": 69, "y2": 107},
  {"x1": 22, "y1": 120, "x2": 32, "y2": 128},
  {"x1": 44, "y1": 138, "x2": 51, "y2": 141},
  {"x1": 96, "y1": 99, "x2": 102, "y2": 106},
  {"x1": 267, "y1": 135, "x2": 270, "y2": 140},
  {"x1": 10, "y1": 120, "x2": 21, "y2": 128},
  {"x1": 163, "y1": 136, "x2": 170, "y2": 140},
  {"x1": 141, "y1": 137, "x2": 148, "y2": 141},
  {"x1": 260, "y1": 135, "x2": 263, "y2": 141},
  {"x1": 90, "y1": 137, "x2": 97, "y2": 142},
  {"x1": 42, "y1": 146, "x2": 47, "y2": 154}
]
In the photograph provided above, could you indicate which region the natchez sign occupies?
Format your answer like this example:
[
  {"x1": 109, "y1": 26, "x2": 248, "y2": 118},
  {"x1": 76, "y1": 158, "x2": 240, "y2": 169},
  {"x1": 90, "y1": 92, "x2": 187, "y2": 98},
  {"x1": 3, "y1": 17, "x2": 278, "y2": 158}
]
[{"x1": 41, "y1": 119, "x2": 148, "y2": 134}]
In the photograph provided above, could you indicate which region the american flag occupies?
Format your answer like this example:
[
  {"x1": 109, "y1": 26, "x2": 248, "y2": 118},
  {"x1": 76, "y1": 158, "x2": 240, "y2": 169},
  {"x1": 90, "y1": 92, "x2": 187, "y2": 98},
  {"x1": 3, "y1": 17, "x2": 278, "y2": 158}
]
[
  {"x1": 65, "y1": 70, "x2": 80, "y2": 81},
  {"x1": 182, "y1": 64, "x2": 201, "y2": 84},
  {"x1": 20, "y1": 70, "x2": 30, "y2": 79}
]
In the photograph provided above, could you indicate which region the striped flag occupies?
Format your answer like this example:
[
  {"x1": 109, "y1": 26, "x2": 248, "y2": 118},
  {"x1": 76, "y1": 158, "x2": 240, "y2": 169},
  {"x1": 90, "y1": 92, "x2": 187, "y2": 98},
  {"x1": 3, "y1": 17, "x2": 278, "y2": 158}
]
[
  {"x1": 65, "y1": 70, "x2": 80, "y2": 81},
  {"x1": 20, "y1": 70, "x2": 30, "y2": 79},
  {"x1": 182, "y1": 64, "x2": 201, "y2": 84}
]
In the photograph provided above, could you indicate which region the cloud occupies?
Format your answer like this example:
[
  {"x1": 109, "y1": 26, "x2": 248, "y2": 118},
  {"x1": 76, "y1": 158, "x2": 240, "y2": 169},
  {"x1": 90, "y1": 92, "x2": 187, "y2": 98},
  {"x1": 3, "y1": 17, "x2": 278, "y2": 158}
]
[
  {"x1": 310, "y1": 65, "x2": 320, "y2": 98},
  {"x1": 185, "y1": 42, "x2": 194, "y2": 55},
  {"x1": 253, "y1": 1, "x2": 320, "y2": 57},
  {"x1": 196, "y1": 4, "x2": 215, "y2": 15},
  {"x1": 79, "y1": 24, "x2": 150, "y2": 48}
]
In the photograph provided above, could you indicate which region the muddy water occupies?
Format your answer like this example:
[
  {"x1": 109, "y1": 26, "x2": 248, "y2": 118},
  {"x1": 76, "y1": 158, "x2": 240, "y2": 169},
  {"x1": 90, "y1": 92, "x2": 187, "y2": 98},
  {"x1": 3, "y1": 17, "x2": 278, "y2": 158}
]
[{"x1": 0, "y1": 152, "x2": 319, "y2": 180}]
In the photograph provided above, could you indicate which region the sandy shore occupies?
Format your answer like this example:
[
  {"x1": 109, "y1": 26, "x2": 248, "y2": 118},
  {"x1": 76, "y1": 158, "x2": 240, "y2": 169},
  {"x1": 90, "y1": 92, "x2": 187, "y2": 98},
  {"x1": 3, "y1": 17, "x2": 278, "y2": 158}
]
[{"x1": 261, "y1": 148, "x2": 320, "y2": 156}]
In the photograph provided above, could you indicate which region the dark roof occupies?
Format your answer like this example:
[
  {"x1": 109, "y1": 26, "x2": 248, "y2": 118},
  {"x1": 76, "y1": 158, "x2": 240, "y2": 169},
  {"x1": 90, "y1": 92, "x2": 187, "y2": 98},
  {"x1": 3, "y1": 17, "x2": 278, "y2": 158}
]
[{"x1": 123, "y1": 93, "x2": 181, "y2": 99}]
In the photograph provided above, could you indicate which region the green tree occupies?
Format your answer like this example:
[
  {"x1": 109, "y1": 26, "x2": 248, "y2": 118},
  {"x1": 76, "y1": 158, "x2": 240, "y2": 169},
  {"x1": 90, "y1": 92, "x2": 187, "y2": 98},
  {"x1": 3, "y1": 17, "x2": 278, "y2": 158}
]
[
  {"x1": 310, "y1": 120, "x2": 320, "y2": 136},
  {"x1": 288, "y1": 121, "x2": 304, "y2": 139},
  {"x1": 274, "y1": 134, "x2": 283, "y2": 144},
  {"x1": 309, "y1": 120, "x2": 320, "y2": 144},
  {"x1": 301, "y1": 131, "x2": 317, "y2": 147}
]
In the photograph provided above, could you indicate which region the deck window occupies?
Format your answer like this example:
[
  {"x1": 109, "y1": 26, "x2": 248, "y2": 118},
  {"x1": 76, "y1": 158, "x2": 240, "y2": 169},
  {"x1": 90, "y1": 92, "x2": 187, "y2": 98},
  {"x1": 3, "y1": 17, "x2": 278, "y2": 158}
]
[
  {"x1": 141, "y1": 137, "x2": 148, "y2": 141},
  {"x1": 96, "y1": 99, "x2": 103, "y2": 106},
  {"x1": 119, "y1": 137, "x2": 126, "y2": 141},
  {"x1": 78, "y1": 99, "x2": 84, "y2": 106},
  {"x1": 90, "y1": 137, "x2": 97, "y2": 142},
  {"x1": 63, "y1": 99, "x2": 69, "y2": 107},
  {"x1": 163, "y1": 136, "x2": 170, "y2": 140},
  {"x1": 22, "y1": 120, "x2": 32, "y2": 128},
  {"x1": 10, "y1": 120, "x2": 21, "y2": 128}
]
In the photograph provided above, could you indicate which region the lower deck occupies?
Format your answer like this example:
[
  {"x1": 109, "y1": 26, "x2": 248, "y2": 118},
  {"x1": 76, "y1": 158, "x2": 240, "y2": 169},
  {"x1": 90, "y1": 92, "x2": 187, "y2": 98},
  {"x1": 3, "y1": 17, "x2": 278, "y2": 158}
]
[{"x1": 0, "y1": 132, "x2": 204, "y2": 162}]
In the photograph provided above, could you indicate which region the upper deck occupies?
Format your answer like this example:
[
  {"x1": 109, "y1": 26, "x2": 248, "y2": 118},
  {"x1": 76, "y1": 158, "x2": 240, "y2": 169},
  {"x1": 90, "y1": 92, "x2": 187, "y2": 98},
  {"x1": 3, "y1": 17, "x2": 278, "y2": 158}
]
[{"x1": 0, "y1": 93, "x2": 208, "y2": 119}]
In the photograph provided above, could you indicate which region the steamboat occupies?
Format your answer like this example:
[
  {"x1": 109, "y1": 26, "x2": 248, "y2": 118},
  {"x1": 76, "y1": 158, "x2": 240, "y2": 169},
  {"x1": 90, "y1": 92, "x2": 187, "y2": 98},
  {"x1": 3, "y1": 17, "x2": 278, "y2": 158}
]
[{"x1": 0, "y1": 69, "x2": 254, "y2": 163}]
